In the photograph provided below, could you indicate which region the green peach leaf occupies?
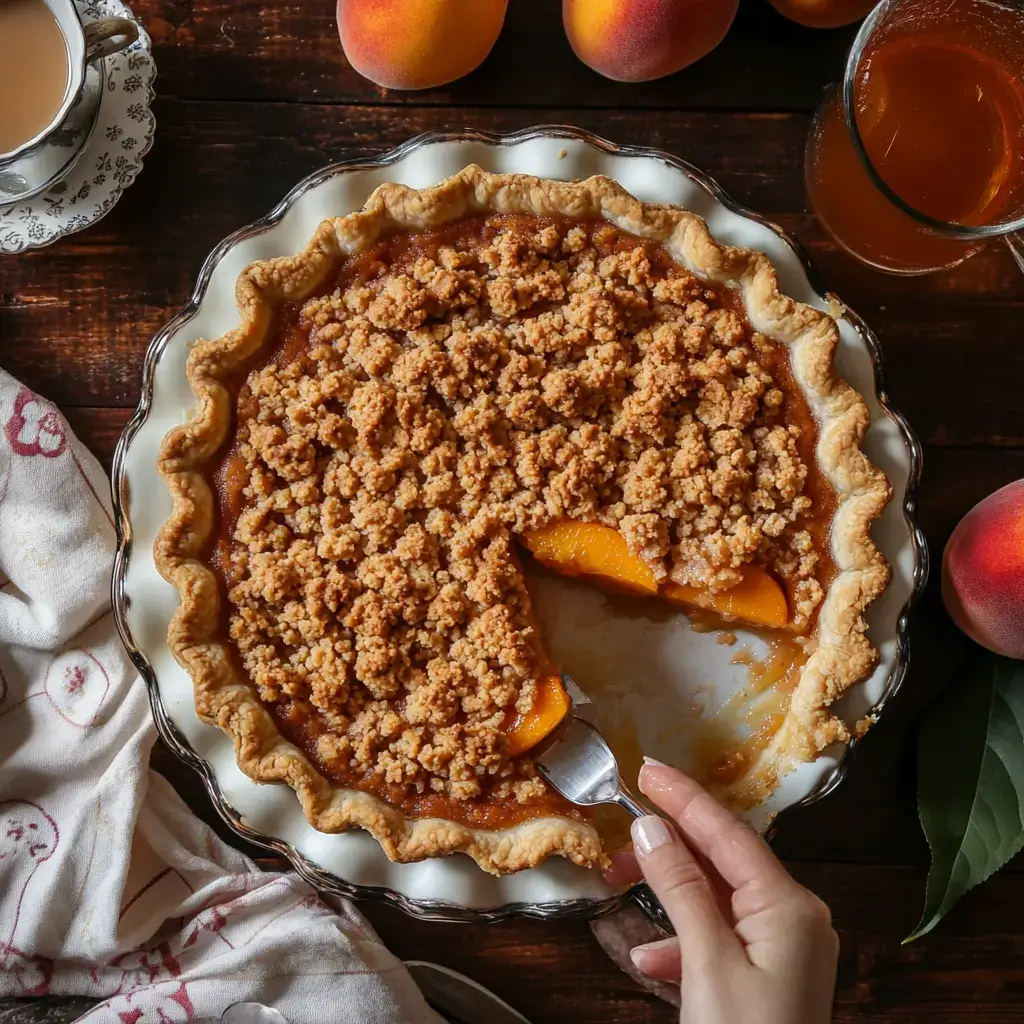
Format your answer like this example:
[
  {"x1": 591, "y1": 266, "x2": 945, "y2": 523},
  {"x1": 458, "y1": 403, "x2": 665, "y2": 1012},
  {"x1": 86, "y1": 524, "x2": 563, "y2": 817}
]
[{"x1": 907, "y1": 651, "x2": 1024, "y2": 942}]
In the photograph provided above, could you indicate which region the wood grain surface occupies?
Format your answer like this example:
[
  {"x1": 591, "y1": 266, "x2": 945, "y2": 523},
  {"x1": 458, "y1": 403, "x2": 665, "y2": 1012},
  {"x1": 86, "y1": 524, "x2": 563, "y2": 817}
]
[{"x1": 3, "y1": 2, "x2": 1024, "y2": 1021}]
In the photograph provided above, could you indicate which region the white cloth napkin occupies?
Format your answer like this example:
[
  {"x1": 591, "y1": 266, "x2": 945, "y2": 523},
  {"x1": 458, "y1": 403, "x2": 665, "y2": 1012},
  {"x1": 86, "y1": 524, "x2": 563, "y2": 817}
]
[{"x1": 0, "y1": 371, "x2": 442, "y2": 1024}]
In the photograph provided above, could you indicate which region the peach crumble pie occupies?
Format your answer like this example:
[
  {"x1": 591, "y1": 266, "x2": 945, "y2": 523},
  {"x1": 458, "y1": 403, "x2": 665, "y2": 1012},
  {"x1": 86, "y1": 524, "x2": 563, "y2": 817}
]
[{"x1": 156, "y1": 166, "x2": 891, "y2": 875}]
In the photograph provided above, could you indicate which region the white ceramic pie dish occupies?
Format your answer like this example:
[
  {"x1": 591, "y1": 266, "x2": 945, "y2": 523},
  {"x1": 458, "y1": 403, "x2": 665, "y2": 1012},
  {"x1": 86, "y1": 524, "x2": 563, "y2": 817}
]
[{"x1": 112, "y1": 126, "x2": 927, "y2": 921}]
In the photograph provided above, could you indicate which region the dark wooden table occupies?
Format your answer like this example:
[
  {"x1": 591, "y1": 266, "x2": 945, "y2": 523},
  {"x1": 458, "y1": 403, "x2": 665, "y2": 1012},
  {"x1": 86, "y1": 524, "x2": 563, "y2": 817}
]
[{"x1": 3, "y1": 2, "x2": 1024, "y2": 1020}]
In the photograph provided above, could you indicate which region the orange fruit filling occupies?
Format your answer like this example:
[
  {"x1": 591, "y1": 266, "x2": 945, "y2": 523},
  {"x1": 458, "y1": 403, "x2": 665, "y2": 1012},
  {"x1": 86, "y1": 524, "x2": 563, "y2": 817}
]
[
  {"x1": 523, "y1": 521, "x2": 659, "y2": 596},
  {"x1": 504, "y1": 675, "x2": 571, "y2": 757},
  {"x1": 662, "y1": 568, "x2": 789, "y2": 631}
]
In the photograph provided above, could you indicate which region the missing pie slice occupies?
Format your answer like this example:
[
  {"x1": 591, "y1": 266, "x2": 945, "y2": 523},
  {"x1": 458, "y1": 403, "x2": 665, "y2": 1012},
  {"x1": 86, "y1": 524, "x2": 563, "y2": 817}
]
[{"x1": 155, "y1": 166, "x2": 891, "y2": 875}]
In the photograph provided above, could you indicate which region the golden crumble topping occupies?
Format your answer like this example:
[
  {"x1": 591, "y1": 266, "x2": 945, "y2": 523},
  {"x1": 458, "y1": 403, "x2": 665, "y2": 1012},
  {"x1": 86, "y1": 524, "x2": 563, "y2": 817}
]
[{"x1": 214, "y1": 214, "x2": 829, "y2": 820}]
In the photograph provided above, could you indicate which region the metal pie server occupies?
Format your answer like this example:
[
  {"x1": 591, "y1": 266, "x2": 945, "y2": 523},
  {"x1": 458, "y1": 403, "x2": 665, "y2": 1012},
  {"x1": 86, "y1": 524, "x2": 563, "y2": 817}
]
[
  {"x1": 534, "y1": 675, "x2": 674, "y2": 933},
  {"x1": 406, "y1": 961, "x2": 533, "y2": 1024},
  {"x1": 536, "y1": 676, "x2": 650, "y2": 819}
]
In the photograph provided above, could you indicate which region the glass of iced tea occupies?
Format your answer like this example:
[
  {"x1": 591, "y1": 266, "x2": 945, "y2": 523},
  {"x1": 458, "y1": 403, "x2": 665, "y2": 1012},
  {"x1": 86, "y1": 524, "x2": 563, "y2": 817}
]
[{"x1": 806, "y1": 0, "x2": 1024, "y2": 275}]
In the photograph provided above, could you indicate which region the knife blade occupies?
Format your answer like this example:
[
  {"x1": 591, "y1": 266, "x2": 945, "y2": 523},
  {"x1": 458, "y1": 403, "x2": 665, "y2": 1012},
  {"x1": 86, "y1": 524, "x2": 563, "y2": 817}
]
[{"x1": 405, "y1": 961, "x2": 533, "y2": 1024}]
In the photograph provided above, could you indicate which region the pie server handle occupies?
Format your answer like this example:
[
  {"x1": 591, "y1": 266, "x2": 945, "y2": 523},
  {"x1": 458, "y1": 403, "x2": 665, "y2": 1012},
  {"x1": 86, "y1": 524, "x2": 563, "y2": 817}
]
[
  {"x1": 630, "y1": 883, "x2": 675, "y2": 934},
  {"x1": 611, "y1": 785, "x2": 676, "y2": 936}
]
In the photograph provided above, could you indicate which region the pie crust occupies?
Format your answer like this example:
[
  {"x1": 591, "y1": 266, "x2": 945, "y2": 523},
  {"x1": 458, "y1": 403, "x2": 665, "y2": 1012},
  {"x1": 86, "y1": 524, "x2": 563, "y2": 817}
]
[{"x1": 155, "y1": 166, "x2": 892, "y2": 875}]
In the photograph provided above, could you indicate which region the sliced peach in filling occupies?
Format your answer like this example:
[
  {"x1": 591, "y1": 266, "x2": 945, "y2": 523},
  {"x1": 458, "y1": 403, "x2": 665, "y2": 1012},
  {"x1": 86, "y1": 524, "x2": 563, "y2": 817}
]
[
  {"x1": 663, "y1": 566, "x2": 789, "y2": 630},
  {"x1": 521, "y1": 521, "x2": 790, "y2": 629},
  {"x1": 521, "y1": 522, "x2": 659, "y2": 596},
  {"x1": 504, "y1": 674, "x2": 571, "y2": 757}
]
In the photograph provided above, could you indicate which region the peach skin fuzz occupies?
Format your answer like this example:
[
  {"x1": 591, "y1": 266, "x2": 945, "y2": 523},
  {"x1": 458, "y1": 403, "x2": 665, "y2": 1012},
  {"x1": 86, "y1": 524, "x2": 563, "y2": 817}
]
[
  {"x1": 943, "y1": 479, "x2": 1024, "y2": 659},
  {"x1": 338, "y1": 0, "x2": 508, "y2": 90},
  {"x1": 562, "y1": 0, "x2": 738, "y2": 82}
]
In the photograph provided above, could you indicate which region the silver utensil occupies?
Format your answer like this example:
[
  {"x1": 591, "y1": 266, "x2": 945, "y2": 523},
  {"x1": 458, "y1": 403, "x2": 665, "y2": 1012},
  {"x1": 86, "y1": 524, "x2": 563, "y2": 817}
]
[
  {"x1": 535, "y1": 675, "x2": 674, "y2": 933},
  {"x1": 536, "y1": 715, "x2": 649, "y2": 820},
  {"x1": 559, "y1": 673, "x2": 592, "y2": 707},
  {"x1": 406, "y1": 961, "x2": 533, "y2": 1024},
  {"x1": 535, "y1": 675, "x2": 651, "y2": 820},
  {"x1": 218, "y1": 1004, "x2": 288, "y2": 1024}
]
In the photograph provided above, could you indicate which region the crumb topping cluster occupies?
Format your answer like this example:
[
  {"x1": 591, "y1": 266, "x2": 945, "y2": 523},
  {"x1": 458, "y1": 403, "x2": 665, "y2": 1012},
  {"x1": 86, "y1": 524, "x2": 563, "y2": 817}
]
[{"x1": 219, "y1": 215, "x2": 823, "y2": 808}]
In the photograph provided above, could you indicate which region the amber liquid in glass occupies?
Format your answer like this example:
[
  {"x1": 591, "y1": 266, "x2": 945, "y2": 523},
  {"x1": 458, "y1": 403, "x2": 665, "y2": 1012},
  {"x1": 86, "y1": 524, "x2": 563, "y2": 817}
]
[{"x1": 807, "y1": 4, "x2": 1024, "y2": 272}]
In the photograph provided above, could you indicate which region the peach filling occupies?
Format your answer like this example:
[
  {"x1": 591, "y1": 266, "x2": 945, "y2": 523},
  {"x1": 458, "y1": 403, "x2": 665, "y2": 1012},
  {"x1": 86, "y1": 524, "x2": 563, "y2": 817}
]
[
  {"x1": 522, "y1": 522, "x2": 790, "y2": 628},
  {"x1": 504, "y1": 675, "x2": 571, "y2": 757},
  {"x1": 506, "y1": 521, "x2": 795, "y2": 755}
]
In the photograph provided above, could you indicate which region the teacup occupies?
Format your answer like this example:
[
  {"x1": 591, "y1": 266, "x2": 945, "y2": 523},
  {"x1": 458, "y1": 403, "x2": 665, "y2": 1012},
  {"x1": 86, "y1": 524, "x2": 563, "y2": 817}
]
[{"x1": 0, "y1": 0, "x2": 139, "y2": 200}]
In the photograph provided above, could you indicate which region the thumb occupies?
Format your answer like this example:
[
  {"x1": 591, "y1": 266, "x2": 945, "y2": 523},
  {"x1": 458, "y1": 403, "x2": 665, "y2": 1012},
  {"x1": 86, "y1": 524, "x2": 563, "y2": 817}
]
[
  {"x1": 630, "y1": 937, "x2": 681, "y2": 982},
  {"x1": 632, "y1": 815, "x2": 737, "y2": 961}
]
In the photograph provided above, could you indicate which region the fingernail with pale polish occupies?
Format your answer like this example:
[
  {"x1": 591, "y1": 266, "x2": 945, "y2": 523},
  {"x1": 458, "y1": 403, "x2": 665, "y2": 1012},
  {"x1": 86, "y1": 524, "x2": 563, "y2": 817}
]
[
  {"x1": 632, "y1": 815, "x2": 674, "y2": 856},
  {"x1": 629, "y1": 943, "x2": 654, "y2": 969},
  {"x1": 642, "y1": 755, "x2": 668, "y2": 767}
]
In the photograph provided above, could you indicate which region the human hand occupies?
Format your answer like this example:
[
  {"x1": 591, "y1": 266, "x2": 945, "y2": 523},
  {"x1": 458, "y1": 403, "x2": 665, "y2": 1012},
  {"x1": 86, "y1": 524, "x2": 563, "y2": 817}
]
[{"x1": 605, "y1": 763, "x2": 838, "y2": 1024}]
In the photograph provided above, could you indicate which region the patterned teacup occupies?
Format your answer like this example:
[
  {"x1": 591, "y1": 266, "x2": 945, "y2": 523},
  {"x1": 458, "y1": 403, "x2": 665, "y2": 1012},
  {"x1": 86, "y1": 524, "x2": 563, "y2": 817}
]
[{"x1": 0, "y1": 0, "x2": 138, "y2": 202}]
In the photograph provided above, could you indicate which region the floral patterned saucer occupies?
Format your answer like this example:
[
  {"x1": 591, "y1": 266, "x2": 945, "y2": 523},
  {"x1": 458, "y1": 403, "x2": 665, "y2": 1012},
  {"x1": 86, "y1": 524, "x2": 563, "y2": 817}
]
[{"x1": 0, "y1": 0, "x2": 155, "y2": 254}]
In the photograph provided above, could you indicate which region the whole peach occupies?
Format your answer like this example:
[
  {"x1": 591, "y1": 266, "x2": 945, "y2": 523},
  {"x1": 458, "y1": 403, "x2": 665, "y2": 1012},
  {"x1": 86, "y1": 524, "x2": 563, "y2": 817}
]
[
  {"x1": 767, "y1": 0, "x2": 877, "y2": 29},
  {"x1": 562, "y1": 0, "x2": 739, "y2": 83},
  {"x1": 338, "y1": 0, "x2": 508, "y2": 91},
  {"x1": 943, "y1": 479, "x2": 1024, "y2": 659}
]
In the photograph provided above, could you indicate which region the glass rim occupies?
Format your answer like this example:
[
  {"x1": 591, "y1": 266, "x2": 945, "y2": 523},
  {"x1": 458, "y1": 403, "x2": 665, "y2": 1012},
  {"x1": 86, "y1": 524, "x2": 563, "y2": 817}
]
[{"x1": 841, "y1": 0, "x2": 1024, "y2": 241}]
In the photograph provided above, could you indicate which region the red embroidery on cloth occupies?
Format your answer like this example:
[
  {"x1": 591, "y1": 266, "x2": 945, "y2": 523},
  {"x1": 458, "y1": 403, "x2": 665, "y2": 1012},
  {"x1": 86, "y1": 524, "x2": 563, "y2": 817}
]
[
  {"x1": 1, "y1": 386, "x2": 115, "y2": 529},
  {"x1": 0, "y1": 943, "x2": 53, "y2": 995},
  {"x1": 108, "y1": 942, "x2": 183, "y2": 993},
  {"x1": 94, "y1": 981, "x2": 195, "y2": 1023},
  {"x1": 181, "y1": 906, "x2": 233, "y2": 951},
  {"x1": 5, "y1": 388, "x2": 67, "y2": 458},
  {"x1": 43, "y1": 649, "x2": 112, "y2": 727},
  {"x1": 0, "y1": 800, "x2": 59, "y2": 975},
  {"x1": 167, "y1": 984, "x2": 195, "y2": 1018}
]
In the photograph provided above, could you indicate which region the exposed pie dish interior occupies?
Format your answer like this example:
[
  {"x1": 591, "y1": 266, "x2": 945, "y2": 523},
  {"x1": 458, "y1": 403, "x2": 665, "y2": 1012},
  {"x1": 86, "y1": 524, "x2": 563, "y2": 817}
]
[{"x1": 156, "y1": 166, "x2": 892, "y2": 875}]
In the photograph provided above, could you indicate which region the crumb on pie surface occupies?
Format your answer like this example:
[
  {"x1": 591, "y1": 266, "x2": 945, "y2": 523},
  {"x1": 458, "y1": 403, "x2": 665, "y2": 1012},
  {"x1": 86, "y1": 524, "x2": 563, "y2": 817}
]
[{"x1": 210, "y1": 214, "x2": 837, "y2": 828}]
